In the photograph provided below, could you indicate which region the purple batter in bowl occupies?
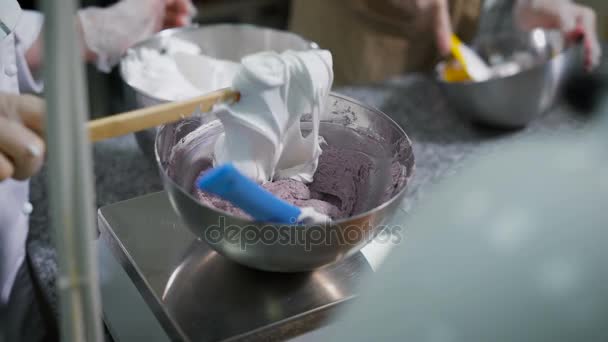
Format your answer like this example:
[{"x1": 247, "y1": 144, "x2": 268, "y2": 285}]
[{"x1": 157, "y1": 93, "x2": 414, "y2": 272}]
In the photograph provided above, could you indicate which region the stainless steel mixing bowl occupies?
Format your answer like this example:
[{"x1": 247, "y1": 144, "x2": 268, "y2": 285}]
[
  {"x1": 155, "y1": 93, "x2": 414, "y2": 272},
  {"x1": 437, "y1": 29, "x2": 581, "y2": 128},
  {"x1": 119, "y1": 24, "x2": 317, "y2": 161}
]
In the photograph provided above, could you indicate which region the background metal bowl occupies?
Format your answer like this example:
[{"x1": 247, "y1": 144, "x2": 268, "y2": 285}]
[
  {"x1": 119, "y1": 24, "x2": 317, "y2": 162},
  {"x1": 437, "y1": 29, "x2": 582, "y2": 129},
  {"x1": 155, "y1": 93, "x2": 415, "y2": 272}
]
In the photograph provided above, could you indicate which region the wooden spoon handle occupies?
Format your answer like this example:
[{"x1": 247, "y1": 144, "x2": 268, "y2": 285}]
[{"x1": 87, "y1": 89, "x2": 240, "y2": 142}]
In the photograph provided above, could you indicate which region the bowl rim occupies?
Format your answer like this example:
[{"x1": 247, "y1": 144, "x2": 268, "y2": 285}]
[
  {"x1": 155, "y1": 91, "x2": 415, "y2": 228},
  {"x1": 435, "y1": 29, "x2": 576, "y2": 87},
  {"x1": 119, "y1": 23, "x2": 318, "y2": 104}
]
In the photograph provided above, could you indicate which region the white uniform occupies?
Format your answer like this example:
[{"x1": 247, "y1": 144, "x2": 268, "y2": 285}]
[{"x1": 0, "y1": 8, "x2": 44, "y2": 305}]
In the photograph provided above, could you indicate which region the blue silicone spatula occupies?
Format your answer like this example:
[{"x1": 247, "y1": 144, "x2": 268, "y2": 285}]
[{"x1": 197, "y1": 164, "x2": 327, "y2": 224}]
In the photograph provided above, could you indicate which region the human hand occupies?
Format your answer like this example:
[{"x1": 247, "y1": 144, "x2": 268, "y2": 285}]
[
  {"x1": 164, "y1": 0, "x2": 196, "y2": 28},
  {"x1": 515, "y1": 0, "x2": 601, "y2": 70},
  {"x1": 78, "y1": 0, "x2": 196, "y2": 72},
  {"x1": 388, "y1": 0, "x2": 453, "y2": 55},
  {"x1": 0, "y1": 94, "x2": 45, "y2": 181}
]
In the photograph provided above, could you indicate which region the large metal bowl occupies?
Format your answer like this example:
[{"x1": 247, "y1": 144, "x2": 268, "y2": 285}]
[
  {"x1": 437, "y1": 29, "x2": 582, "y2": 128},
  {"x1": 119, "y1": 24, "x2": 317, "y2": 161},
  {"x1": 155, "y1": 93, "x2": 414, "y2": 272}
]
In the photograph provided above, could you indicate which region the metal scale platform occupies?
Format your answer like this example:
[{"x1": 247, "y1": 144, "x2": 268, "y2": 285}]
[{"x1": 97, "y1": 191, "x2": 404, "y2": 341}]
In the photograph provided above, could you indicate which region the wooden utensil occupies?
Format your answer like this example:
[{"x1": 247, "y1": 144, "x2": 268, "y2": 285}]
[{"x1": 88, "y1": 88, "x2": 240, "y2": 142}]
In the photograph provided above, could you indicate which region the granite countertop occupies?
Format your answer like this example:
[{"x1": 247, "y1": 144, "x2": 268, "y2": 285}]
[{"x1": 26, "y1": 74, "x2": 588, "y2": 319}]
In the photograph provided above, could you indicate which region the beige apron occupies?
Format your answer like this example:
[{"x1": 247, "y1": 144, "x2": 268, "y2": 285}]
[{"x1": 289, "y1": 0, "x2": 483, "y2": 85}]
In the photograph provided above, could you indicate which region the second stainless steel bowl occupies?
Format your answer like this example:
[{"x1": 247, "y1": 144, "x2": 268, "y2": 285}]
[
  {"x1": 119, "y1": 24, "x2": 317, "y2": 161},
  {"x1": 437, "y1": 29, "x2": 581, "y2": 129}
]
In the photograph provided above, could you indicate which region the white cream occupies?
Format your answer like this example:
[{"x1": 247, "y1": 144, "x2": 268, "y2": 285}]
[
  {"x1": 298, "y1": 207, "x2": 331, "y2": 224},
  {"x1": 173, "y1": 52, "x2": 240, "y2": 95},
  {"x1": 212, "y1": 49, "x2": 334, "y2": 184},
  {"x1": 121, "y1": 37, "x2": 239, "y2": 101}
]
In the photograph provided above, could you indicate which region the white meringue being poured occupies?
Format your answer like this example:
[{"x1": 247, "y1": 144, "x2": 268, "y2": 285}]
[
  {"x1": 173, "y1": 52, "x2": 240, "y2": 93},
  {"x1": 213, "y1": 49, "x2": 333, "y2": 184}
]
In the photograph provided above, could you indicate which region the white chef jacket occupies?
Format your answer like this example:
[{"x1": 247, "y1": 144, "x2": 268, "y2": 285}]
[{"x1": 0, "y1": 10, "x2": 44, "y2": 305}]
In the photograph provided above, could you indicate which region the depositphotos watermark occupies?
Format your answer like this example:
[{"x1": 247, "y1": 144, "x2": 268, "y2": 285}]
[{"x1": 202, "y1": 217, "x2": 404, "y2": 251}]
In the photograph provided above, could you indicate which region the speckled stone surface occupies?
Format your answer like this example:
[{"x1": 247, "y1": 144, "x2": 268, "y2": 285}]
[{"x1": 26, "y1": 73, "x2": 587, "y2": 320}]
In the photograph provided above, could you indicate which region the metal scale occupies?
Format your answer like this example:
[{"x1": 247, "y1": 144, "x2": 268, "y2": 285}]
[{"x1": 97, "y1": 191, "x2": 405, "y2": 341}]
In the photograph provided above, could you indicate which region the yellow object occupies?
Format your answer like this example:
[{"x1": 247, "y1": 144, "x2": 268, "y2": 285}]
[
  {"x1": 443, "y1": 62, "x2": 471, "y2": 82},
  {"x1": 443, "y1": 34, "x2": 472, "y2": 82},
  {"x1": 449, "y1": 34, "x2": 470, "y2": 77}
]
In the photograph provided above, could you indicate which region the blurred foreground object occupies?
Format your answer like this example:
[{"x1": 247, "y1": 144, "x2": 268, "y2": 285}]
[
  {"x1": 324, "y1": 99, "x2": 608, "y2": 340},
  {"x1": 44, "y1": 0, "x2": 103, "y2": 340}
]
